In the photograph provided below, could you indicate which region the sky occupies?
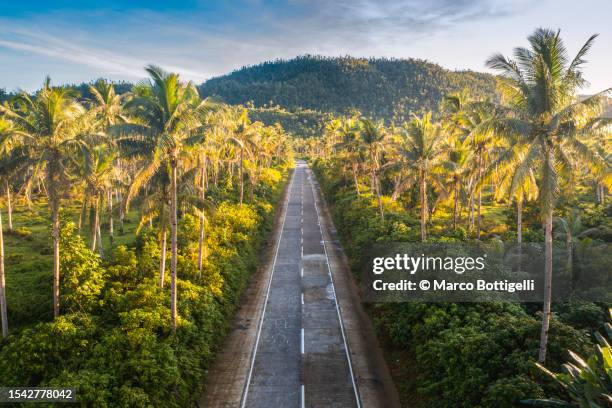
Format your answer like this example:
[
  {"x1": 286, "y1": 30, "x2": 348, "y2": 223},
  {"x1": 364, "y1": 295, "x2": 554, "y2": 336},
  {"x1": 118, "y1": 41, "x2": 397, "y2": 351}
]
[{"x1": 0, "y1": 0, "x2": 610, "y2": 93}]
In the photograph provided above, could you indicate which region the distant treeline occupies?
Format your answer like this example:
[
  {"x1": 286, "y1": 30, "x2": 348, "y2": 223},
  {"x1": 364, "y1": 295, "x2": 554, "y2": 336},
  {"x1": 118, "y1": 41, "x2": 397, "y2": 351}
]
[
  {"x1": 197, "y1": 55, "x2": 497, "y2": 121},
  {"x1": 4, "y1": 56, "x2": 605, "y2": 134}
]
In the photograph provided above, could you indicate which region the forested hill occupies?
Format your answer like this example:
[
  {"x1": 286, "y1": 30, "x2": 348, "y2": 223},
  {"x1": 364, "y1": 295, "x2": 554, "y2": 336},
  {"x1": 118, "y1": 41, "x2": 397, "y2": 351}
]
[{"x1": 198, "y1": 55, "x2": 497, "y2": 120}]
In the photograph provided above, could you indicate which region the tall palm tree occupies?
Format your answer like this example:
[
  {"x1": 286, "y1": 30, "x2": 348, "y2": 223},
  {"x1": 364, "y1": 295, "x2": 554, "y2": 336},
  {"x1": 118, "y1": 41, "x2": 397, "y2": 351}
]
[
  {"x1": 0, "y1": 79, "x2": 85, "y2": 318},
  {"x1": 397, "y1": 112, "x2": 446, "y2": 241},
  {"x1": 484, "y1": 28, "x2": 611, "y2": 362},
  {"x1": 114, "y1": 65, "x2": 210, "y2": 332},
  {"x1": 457, "y1": 104, "x2": 497, "y2": 239},
  {"x1": 75, "y1": 143, "x2": 115, "y2": 256},
  {"x1": 329, "y1": 116, "x2": 363, "y2": 195},
  {"x1": 88, "y1": 79, "x2": 127, "y2": 242},
  {"x1": 358, "y1": 118, "x2": 387, "y2": 220},
  {"x1": 226, "y1": 108, "x2": 257, "y2": 205},
  {"x1": 0, "y1": 118, "x2": 14, "y2": 338},
  {"x1": 0, "y1": 208, "x2": 6, "y2": 338},
  {"x1": 443, "y1": 137, "x2": 473, "y2": 230}
]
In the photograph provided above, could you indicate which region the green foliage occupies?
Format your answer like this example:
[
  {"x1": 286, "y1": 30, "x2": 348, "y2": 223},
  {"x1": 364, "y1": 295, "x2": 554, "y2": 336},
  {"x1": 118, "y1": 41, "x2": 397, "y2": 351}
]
[
  {"x1": 312, "y1": 159, "x2": 600, "y2": 408},
  {"x1": 0, "y1": 166, "x2": 288, "y2": 406},
  {"x1": 198, "y1": 55, "x2": 496, "y2": 123},
  {"x1": 60, "y1": 222, "x2": 107, "y2": 313},
  {"x1": 522, "y1": 309, "x2": 612, "y2": 407}
]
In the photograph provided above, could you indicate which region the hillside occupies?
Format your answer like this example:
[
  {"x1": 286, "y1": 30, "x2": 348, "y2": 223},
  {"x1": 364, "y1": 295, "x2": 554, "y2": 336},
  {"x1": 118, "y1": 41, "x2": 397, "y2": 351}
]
[{"x1": 198, "y1": 55, "x2": 497, "y2": 122}]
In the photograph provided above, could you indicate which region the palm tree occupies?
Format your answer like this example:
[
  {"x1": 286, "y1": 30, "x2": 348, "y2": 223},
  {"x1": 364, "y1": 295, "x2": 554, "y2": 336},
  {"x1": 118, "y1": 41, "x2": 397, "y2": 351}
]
[
  {"x1": 88, "y1": 79, "x2": 127, "y2": 128},
  {"x1": 443, "y1": 136, "x2": 473, "y2": 230},
  {"x1": 88, "y1": 79, "x2": 127, "y2": 242},
  {"x1": 484, "y1": 28, "x2": 611, "y2": 362},
  {"x1": 457, "y1": 104, "x2": 497, "y2": 239},
  {"x1": 0, "y1": 118, "x2": 13, "y2": 338},
  {"x1": 0, "y1": 208, "x2": 6, "y2": 338},
  {"x1": 114, "y1": 65, "x2": 210, "y2": 332},
  {"x1": 75, "y1": 143, "x2": 115, "y2": 256},
  {"x1": 329, "y1": 116, "x2": 363, "y2": 195},
  {"x1": 553, "y1": 208, "x2": 595, "y2": 276},
  {"x1": 397, "y1": 112, "x2": 446, "y2": 241},
  {"x1": 0, "y1": 78, "x2": 85, "y2": 318},
  {"x1": 358, "y1": 118, "x2": 387, "y2": 220},
  {"x1": 226, "y1": 108, "x2": 257, "y2": 205}
]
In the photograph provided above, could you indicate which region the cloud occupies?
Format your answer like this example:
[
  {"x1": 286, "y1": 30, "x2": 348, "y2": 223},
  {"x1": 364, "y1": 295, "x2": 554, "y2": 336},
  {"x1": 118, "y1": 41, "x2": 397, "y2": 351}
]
[
  {"x1": 0, "y1": 0, "x2": 528, "y2": 88},
  {"x1": 0, "y1": 22, "x2": 210, "y2": 83}
]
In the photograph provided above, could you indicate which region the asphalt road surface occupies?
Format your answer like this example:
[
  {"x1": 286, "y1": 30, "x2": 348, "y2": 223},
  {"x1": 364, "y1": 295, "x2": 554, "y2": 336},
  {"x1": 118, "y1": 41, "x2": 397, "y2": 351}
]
[{"x1": 242, "y1": 161, "x2": 360, "y2": 408}]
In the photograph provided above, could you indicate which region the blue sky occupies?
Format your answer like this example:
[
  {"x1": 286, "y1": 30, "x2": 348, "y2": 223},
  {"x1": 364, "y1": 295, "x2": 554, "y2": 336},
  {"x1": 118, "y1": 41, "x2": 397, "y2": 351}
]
[{"x1": 1, "y1": 0, "x2": 610, "y2": 92}]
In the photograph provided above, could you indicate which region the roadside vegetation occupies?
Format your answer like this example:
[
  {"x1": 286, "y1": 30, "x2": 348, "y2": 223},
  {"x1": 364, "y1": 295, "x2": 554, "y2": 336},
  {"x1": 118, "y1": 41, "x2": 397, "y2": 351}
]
[
  {"x1": 0, "y1": 67, "x2": 293, "y2": 406},
  {"x1": 308, "y1": 28, "x2": 611, "y2": 407}
]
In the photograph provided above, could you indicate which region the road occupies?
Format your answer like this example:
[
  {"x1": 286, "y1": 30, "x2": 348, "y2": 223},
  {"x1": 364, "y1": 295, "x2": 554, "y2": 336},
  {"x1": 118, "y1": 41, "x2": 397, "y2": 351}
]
[
  {"x1": 242, "y1": 162, "x2": 359, "y2": 407},
  {"x1": 200, "y1": 161, "x2": 399, "y2": 408}
]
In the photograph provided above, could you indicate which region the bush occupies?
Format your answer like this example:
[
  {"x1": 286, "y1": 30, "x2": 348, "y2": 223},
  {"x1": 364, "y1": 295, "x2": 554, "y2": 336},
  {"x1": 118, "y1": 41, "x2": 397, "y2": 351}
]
[
  {"x1": 312, "y1": 159, "x2": 598, "y2": 408},
  {"x1": 0, "y1": 165, "x2": 289, "y2": 407}
]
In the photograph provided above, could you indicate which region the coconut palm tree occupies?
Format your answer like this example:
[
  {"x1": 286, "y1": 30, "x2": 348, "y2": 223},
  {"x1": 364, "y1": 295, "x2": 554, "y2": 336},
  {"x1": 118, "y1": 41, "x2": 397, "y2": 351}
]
[
  {"x1": 329, "y1": 116, "x2": 363, "y2": 195},
  {"x1": 0, "y1": 78, "x2": 86, "y2": 318},
  {"x1": 397, "y1": 112, "x2": 446, "y2": 241},
  {"x1": 113, "y1": 65, "x2": 211, "y2": 332},
  {"x1": 225, "y1": 108, "x2": 258, "y2": 205},
  {"x1": 484, "y1": 28, "x2": 611, "y2": 362},
  {"x1": 75, "y1": 143, "x2": 115, "y2": 256},
  {"x1": 134, "y1": 167, "x2": 173, "y2": 288},
  {"x1": 358, "y1": 118, "x2": 387, "y2": 220},
  {"x1": 456, "y1": 103, "x2": 498, "y2": 239},
  {"x1": 0, "y1": 118, "x2": 15, "y2": 338},
  {"x1": 0, "y1": 208, "x2": 6, "y2": 338},
  {"x1": 88, "y1": 79, "x2": 128, "y2": 242},
  {"x1": 443, "y1": 137, "x2": 473, "y2": 230}
]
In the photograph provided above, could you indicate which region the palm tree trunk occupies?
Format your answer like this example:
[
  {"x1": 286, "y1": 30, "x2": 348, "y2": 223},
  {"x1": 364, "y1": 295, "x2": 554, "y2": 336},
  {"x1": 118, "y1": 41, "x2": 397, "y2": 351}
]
[
  {"x1": 96, "y1": 220, "x2": 104, "y2": 258},
  {"x1": 467, "y1": 178, "x2": 475, "y2": 231},
  {"x1": 51, "y1": 198, "x2": 60, "y2": 318},
  {"x1": 0, "y1": 209, "x2": 8, "y2": 338},
  {"x1": 78, "y1": 193, "x2": 88, "y2": 234},
  {"x1": 538, "y1": 207, "x2": 553, "y2": 363},
  {"x1": 373, "y1": 169, "x2": 384, "y2": 221},
  {"x1": 352, "y1": 163, "x2": 361, "y2": 195},
  {"x1": 517, "y1": 197, "x2": 523, "y2": 244},
  {"x1": 566, "y1": 233, "x2": 573, "y2": 274},
  {"x1": 476, "y1": 153, "x2": 483, "y2": 240},
  {"x1": 420, "y1": 170, "x2": 427, "y2": 242},
  {"x1": 5, "y1": 180, "x2": 12, "y2": 232},
  {"x1": 107, "y1": 189, "x2": 114, "y2": 246},
  {"x1": 197, "y1": 159, "x2": 206, "y2": 275},
  {"x1": 118, "y1": 190, "x2": 124, "y2": 235},
  {"x1": 453, "y1": 185, "x2": 459, "y2": 230},
  {"x1": 159, "y1": 226, "x2": 167, "y2": 288},
  {"x1": 516, "y1": 196, "x2": 523, "y2": 273},
  {"x1": 239, "y1": 148, "x2": 244, "y2": 205},
  {"x1": 90, "y1": 195, "x2": 98, "y2": 251},
  {"x1": 170, "y1": 159, "x2": 178, "y2": 332}
]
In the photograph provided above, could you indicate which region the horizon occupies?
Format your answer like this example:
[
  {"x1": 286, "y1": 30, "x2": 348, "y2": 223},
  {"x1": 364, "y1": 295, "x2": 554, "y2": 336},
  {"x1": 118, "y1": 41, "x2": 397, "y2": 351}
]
[{"x1": 1, "y1": 1, "x2": 611, "y2": 93}]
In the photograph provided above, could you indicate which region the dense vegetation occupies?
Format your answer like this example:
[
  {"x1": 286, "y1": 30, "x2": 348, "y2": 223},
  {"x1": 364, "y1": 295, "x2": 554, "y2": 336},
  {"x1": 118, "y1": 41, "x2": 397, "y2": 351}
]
[
  {"x1": 308, "y1": 28, "x2": 611, "y2": 407},
  {"x1": 198, "y1": 55, "x2": 497, "y2": 123},
  {"x1": 0, "y1": 68, "x2": 293, "y2": 406}
]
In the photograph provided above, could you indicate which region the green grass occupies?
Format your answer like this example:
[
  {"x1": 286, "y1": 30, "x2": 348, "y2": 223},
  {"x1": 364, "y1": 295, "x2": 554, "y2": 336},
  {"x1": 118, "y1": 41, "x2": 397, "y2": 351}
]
[{"x1": 3, "y1": 199, "x2": 140, "y2": 329}]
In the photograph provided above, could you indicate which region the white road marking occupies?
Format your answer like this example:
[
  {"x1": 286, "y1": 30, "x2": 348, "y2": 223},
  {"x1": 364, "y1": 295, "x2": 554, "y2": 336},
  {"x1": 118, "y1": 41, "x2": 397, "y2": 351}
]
[
  {"x1": 301, "y1": 292, "x2": 304, "y2": 305},
  {"x1": 301, "y1": 267, "x2": 303, "y2": 277},
  {"x1": 308, "y1": 170, "x2": 362, "y2": 408},
  {"x1": 301, "y1": 384, "x2": 305, "y2": 408},
  {"x1": 241, "y1": 169, "x2": 295, "y2": 408},
  {"x1": 301, "y1": 328, "x2": 304, "y2": 354}
]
